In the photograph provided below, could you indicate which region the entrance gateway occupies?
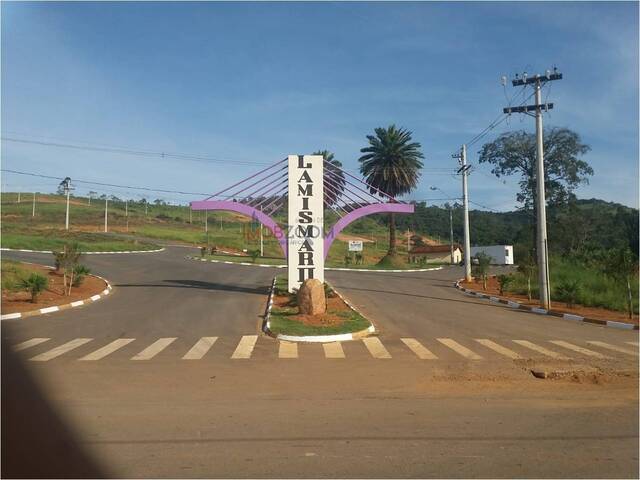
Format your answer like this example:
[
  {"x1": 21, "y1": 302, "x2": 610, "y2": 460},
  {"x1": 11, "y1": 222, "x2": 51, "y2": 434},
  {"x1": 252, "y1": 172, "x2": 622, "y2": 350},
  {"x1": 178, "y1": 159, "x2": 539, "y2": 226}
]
[{"x1": 191, "y1": 154, "x2": 414, "y2": 292}]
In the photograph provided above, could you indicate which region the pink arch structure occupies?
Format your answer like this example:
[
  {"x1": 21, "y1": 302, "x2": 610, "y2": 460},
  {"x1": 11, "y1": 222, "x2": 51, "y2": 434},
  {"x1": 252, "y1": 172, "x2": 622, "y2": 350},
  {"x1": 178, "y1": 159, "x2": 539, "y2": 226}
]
[{"x1": 190, "y1": 157, "x2": 414, "y2": 260}]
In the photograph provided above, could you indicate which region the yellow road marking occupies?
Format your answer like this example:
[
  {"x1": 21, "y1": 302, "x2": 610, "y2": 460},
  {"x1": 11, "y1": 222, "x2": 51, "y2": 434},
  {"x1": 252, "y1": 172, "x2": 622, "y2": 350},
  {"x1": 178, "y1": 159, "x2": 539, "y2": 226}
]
[
  {"x1": 131, "y1": 338, "x2": 177, "y2": 360},
  {"x1": 80, "y1": 338, "x2": 135, "y2": 361},
  {"x1": 436, "y1": 338, "x2": 482, "y2": 360},
  {"x1": 401, "y1": 338, "x2": 437, "y2": 359},
  {"x1": 13, "y1": 338, "x2": 50, "y2": 352},
  {"x1": 182, "y1": 337, "x2": 218, "y2": 360},
  {"x1": 231, "y1": 335, "x2": 258, "y2": 359},
  {"x1": 475, "y1": 339, "x2": 521, "y2": 359},
  {"x1": 513, "y1": 340, "x2": 570, "y2": 359},
  {"x1": 586, "y1": 341, "x2": 638, "y2": 356},
  {"x1": 362, "y1": 337, "x2": 391, "y2": 359},
  {"x1": 30, "y1": 338, "x2": 93, "y2": 361},
  {"x1": 322, "y1": 342, "x2": 345, "y2": 358},
  {"x1": 550, "y1": 340, "x2": 610, "y2": 359}
]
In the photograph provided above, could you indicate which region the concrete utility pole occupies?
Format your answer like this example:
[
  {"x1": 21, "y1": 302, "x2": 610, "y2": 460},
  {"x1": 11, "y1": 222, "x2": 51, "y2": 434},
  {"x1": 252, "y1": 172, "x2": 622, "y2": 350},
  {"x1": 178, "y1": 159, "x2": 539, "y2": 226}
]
[
  {"x1": 125, "y1": 200, "x2": 129, "y2": 232},
  {"x1": 17, "y1": 191, "x2": 20, "y2": 203},
  {"x1": 189, "y1": 206, "x2": 192, "y2": 224},
  {"x1": 59, "y1": 177, "x2": 72, "y2": 231},
  {"x1": 503, "y1": 68, "x2": 562, "y2": 309},
  {"x1": 104, "y1": 197, "x2": 108, "y2": 233},
  {"x1": 205, "y1": 210, "x2": 208, "y2": 233},
  {"x1": 453, "y1": 147, "x2": 472, "y2": 281},
  {"x1": 32, "y1": 192, "x2": 36, "y2": 217},
  {"x1": 449, "y1": 206, "x2": 454, "y2": 264}
]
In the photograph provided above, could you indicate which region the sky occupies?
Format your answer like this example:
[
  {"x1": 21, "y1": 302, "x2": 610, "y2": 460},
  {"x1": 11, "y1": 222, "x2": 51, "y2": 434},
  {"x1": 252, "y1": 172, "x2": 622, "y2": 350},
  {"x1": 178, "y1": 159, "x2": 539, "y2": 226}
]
[{"x1": 2, "y1": 1, "x2": 638, "y2": 211}]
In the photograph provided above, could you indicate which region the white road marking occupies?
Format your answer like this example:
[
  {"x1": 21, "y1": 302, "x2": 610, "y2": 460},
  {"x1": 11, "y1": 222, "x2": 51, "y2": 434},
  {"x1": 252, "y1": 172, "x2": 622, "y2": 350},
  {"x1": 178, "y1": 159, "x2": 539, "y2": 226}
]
[
  {"x1": 70, "y1": 300, "x2": 85, "y2": 307},
  {"x1": 437, "y1": 338, "x2": 482, "y2": 360},
  {"x1": 362, "y1": 337, "x2": 392, "y2": 359},
  {"x1": 30, "y1": 338, "x2": 93, "y2": 361},
  {"x1": 322, "y1": 342, "x2": 345, "y2": 359},
  {"x1": 39, "y1": 306, "x2": 59, "y2": 314},
  {"x1": 626, "y1": 342, "x2": 639, "y2": 346},
  {"x1": 182, "y1": 337, "x2": 218, "y2": 360},
  {"x1": 13, "y1": 338, "x2": 50, "y2": 352},
  {"x1": 400, "y1": 338, "x2": 437, "y2": 359},
  {"x1": 131, "y1": 338, "x2": 177, "y2": 360},
  {"x1": 90, "y1": 295, "x2": 101, "y2": 301},
  {"x1": 513, "y1": 340, "x2": 570, "y2": 359},
  {"x1": 79, "y1": 338, "x2": 135, "y2": 361},
  {"x1": 278, "y1": 341, "x2": 298, "y2": 359},
  {"x1": 549, "y1": 340, "x2": 610, "y2": 359},
  {"x1": 474, "y1": 339, "x2": 522, "y2": 359},
  {"x1": 586, "y1": 341, "x2": 638, "y2": 356},
  {"x1": 231, "y1": 335, "x2": 258, "y2": 359}
]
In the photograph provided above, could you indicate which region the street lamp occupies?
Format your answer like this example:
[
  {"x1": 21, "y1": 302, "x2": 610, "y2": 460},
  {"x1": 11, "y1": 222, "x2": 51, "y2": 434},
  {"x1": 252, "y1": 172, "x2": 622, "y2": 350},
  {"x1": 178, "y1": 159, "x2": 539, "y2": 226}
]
[{"x1": 430, "y1": 186, "x2": 455, "y2": 265}]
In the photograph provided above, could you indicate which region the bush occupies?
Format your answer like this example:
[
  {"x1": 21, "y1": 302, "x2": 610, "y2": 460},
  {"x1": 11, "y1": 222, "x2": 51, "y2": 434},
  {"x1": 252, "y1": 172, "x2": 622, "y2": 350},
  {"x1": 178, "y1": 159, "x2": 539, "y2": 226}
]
[
  {"x1": 324, "y1": 282, "x2": 338, "y2": 299},
  {"x1": 497, "y1": 274, "x2": 514, "y2": 295},
  {"x1": 249, "y1": 249, "x2": 261, "y2": 263},
  {"x1": 72, "y1": 265, "x2": 91, "y2": 287},
  {"x1": 555, "y1": 279, "x2": 581, "y2": 308},
  {"x1": 19, "y1": 273, "x2": 48, "y2": 303},
  {"x1": 200, "y1": 246, "x2": 207, "y2": 257},
  {"x1": 344, "y1": 254, "x2": 352, "y2": 266},
  {"x1": 472, "y1": 253, "x2": 491, "y2": 290}
]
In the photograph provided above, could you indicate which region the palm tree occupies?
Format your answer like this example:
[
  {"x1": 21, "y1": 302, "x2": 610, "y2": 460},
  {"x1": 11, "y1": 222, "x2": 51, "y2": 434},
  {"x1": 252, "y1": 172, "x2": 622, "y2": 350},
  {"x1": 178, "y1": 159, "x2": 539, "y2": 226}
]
[
  {"x1": 358, "y1": 125, "x2": 424, "y2": 256},
  {"x1": 314, "y1": 150, "x2": 346, "y2": 208}
]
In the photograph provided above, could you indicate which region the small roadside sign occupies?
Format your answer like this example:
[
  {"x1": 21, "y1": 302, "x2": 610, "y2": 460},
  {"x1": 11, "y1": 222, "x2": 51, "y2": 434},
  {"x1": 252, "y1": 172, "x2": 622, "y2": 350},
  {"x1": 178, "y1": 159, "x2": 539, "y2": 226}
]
[{"x1": 348, "y1": 240, "x2": 363, "y2": 252}]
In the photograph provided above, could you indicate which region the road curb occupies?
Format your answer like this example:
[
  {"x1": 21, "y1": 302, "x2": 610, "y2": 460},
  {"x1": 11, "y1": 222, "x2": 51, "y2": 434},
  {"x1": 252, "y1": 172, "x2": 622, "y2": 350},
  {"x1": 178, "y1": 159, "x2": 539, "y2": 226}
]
[
  {"x1": 187, "y1": 255, "x2": 444, "y2": 273},
  {"x1": 261, "y1": 276, "x2": 375, "y2": 343},
  {"x1": 1, "y1": 266, "x2": 113, "y2": 320},
  {"x1": 454, "y1": 279, "x2": 639, "y2": 331},
  {"x1": 1, "y1": 247, "x2": 164, "y2": 255}
]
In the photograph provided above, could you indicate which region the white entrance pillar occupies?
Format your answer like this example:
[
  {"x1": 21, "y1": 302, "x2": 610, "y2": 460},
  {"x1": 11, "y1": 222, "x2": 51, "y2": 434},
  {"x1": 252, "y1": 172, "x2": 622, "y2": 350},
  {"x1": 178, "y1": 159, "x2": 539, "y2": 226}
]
[{"x1": 287, "y1": 155, "x2": 324, "y2": 292}]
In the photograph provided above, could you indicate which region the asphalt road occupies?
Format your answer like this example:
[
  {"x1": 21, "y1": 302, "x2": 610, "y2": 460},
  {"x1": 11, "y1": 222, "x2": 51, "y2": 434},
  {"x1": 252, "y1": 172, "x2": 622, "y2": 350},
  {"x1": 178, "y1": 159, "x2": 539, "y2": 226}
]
[{"x1": 2, "y1": 247, "x2": 638, "y2": 478}]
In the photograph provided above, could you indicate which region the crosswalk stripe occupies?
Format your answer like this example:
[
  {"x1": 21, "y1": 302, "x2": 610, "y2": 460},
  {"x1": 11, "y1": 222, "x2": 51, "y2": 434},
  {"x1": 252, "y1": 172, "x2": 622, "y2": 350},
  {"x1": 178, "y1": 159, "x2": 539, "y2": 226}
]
[
  {"x1": 363, "y1": 337, "x2": 391, "y2": 358},
  {"x1": 131, "y1": 338, "x2": 177, "y2": 360},
  {"x1": 586, "y1": 341, "x2": 638, "y2": 356},
  {"x1": 401, "y1": 338, "x2": 437, "y2": 359},
  {"x1": 13, "y1": 338, "x2": 50, "y2": 352},
  {"x1": 550, "y1": 340, "x2": 610, "y2": 359},
  {"x1": 79, "y1": 339, "x2": 135, "y2": 361},
  {"x1": 30, "y1": 338, "x2": 93, "y2": 361},
  {"x1": 474, "y1": 339, "x2": 521, "y2": 359},
  {"x1": 322, "y1": 342, "x2": 345, "y2": 359},
  {"x1": 513, "y1": 340, "x2": 570, "y2": 359},
  {"x1": 626, "y1": 342, "x2": 639, "y2": 346},
  {"x1": 182, "y1": 337, "x2": 218, "y2": 360},
  {"x1": 437, "y1": 338, "x2": 482, "y2": 360},
  {"x1": 278, "y1": 341, "x2": 298, "y2": 359},
  {"x1": 231, "y1": 335, "x2": 258, "y2": 359}
]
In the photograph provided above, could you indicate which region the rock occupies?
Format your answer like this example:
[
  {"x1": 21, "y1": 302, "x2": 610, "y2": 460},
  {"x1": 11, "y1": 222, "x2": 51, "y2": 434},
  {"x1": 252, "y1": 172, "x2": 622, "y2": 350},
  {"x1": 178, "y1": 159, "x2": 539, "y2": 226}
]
[{"x1": 297, "y1": 279, "x2": 326, "y2": 315}]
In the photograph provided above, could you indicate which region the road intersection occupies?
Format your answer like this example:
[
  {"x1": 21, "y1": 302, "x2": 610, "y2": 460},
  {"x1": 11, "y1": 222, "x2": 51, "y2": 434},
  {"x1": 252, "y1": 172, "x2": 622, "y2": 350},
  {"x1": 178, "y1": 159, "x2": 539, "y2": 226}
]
[{"x1": 2, "y1": 247, "x2": 638, "y2": 478}]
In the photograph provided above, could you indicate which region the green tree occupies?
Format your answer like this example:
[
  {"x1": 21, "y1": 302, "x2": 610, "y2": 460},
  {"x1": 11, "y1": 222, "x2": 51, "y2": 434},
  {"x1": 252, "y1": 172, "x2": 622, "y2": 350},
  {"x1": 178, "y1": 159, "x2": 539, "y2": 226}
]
[
  {"x1": 604, "y1": 247, "x2": 638, "y2": 320},
  {"x1": 472, "y1": 253, "x2": 491, "y2": 290},
  {"x1": 517, "y1": 253, "x2": 537, "y2": 301},
  {"x1": 478, "y1": 128, "x2": 593, "y2": 209},
  {"x1": 314, "y1": 150, "x2": 345, "y2": 207},
  {"x1": 19, "y1": 273, "x2": 48, "y2": 303},
  {"x1": 358, "y1": 125, "x2": 424, "y2": 257},
  {"x1": 497, "y1": 274, "x2": 514, "y2": 296},
  {"x1": 555, "y1": 280, "x2": 581, "y2": 308}
]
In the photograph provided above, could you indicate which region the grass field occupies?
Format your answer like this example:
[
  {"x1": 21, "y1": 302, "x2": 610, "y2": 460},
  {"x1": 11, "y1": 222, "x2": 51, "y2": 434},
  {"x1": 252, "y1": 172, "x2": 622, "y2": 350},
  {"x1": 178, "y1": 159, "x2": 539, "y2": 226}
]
[
  {"x1": 1, "y1": 259, "x2": 39, "y2": 292},
  {"x1": 506, "y1": 257, "x2": 639, "y2": 314},
  {"x1": 1, "y1": 192, "x2": 415, "y2": 263}
]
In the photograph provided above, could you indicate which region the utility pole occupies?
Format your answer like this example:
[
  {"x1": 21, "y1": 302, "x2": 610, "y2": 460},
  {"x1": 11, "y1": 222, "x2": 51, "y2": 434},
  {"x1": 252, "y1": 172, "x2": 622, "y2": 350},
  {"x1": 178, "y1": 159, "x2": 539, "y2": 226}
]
[
  {"x1": 406, "y1": 228, "x2": 411, "y2": 255},
  {"x1": 32, "y1": 192, "x2": 36, "y2": 217},
  {"x1": 205, "y1": 210, "x2": 208, "y2": 233},
  {"x1": 104, "y1": 197, "x2": 108, "y2": 233},
  {"x1": 59, "y1": 177, "x2": 73, "y2": 231},
  {"x1": 503, "y1": 68, "x2": 562, "y2": 309},
  {"x1": 449, "y1": 206, "x2": 454, "y2": 265},
  {"x1": 453, "y1": 147, "x2": 472, "y2": 281},
  {"x1": 17, "y1": 191, "x2": 20, "y2": 203},
  {"x1": 189, "y1": 206, "x2": 192, "y2": 224},
  {"x1": 125, "y1": 200, "x2": 129, "y2": 232}
]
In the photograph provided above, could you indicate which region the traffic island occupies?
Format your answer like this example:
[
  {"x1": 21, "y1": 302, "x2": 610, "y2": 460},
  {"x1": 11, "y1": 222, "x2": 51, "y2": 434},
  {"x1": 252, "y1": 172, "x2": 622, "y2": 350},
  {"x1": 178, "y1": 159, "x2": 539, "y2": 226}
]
[
  {"x1": 1, "y1": 260, "x2": 112, "y2": 320},
  {"x1": 263, "y1": 276, "x2": 374, "y2": 342}
]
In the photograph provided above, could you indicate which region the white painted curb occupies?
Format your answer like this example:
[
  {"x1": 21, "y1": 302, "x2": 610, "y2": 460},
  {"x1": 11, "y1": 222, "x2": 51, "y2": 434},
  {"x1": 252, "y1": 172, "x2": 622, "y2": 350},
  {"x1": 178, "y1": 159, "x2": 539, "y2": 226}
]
[
  {"x1": 454, "y1": 279, "x2": 639, "y2": 331},
  {"x1": 187, "y1": 256, "x2": 444, "y2": 273},
  {"x1": 0, "y1": 266, "x2": 114, "y2": 320},
  {"x1": 1, "y1": 247, "x2": 164, "y2": 255}
]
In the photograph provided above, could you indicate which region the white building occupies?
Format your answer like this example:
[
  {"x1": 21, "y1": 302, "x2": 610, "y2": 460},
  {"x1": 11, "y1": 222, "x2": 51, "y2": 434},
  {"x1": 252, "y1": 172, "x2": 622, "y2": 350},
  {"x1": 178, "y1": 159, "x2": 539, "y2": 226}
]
[{"x1": 470, "y1": 245, "x2": 514, "y2": 265}]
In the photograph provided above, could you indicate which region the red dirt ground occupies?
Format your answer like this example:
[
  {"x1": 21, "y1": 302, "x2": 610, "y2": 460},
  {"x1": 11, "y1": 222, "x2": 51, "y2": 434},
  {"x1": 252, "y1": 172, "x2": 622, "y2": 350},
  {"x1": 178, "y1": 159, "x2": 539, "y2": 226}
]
[
  {"x1": 461, "y1": 276, "x2": 637, "y2": 325},
  {"x1": 2, "y1": 264, "x2": 107, "y2": 314}
]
